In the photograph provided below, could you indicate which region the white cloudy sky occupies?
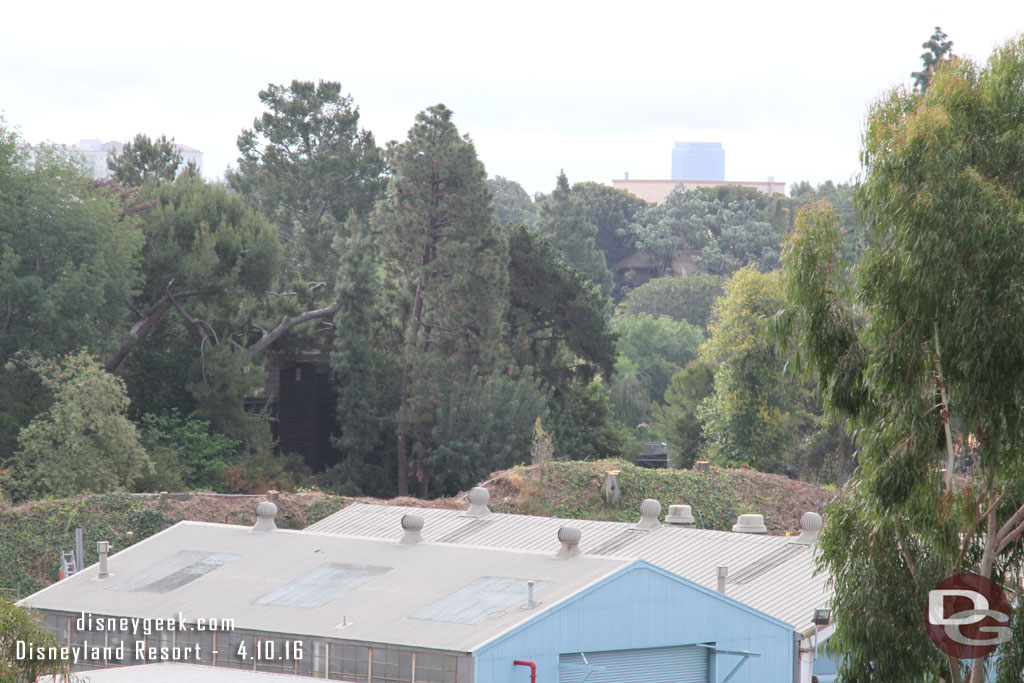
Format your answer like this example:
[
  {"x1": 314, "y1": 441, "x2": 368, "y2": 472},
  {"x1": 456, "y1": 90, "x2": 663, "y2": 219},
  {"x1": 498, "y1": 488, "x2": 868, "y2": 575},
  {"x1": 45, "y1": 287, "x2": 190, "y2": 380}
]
[{"x1": 3, "y1": 0, "x2": 1023, "y2": 195}]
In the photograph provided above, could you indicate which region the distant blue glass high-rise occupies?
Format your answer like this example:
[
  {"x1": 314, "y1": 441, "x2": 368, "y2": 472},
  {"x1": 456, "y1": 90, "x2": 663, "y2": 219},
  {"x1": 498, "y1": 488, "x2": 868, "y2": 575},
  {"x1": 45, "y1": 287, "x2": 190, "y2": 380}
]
[{"x1": 671, "y1": 142, "x2": 724, "y2": 181}]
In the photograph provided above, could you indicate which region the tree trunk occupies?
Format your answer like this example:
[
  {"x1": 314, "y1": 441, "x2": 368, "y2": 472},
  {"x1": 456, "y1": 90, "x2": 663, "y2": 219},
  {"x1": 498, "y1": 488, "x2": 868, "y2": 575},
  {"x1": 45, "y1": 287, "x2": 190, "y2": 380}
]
[
  {"x1": 970, "y1": 509, "x2": 999, "y2": 683},
  {"x1": 105, "y1": 296, "x2": 174, "y2": 372},
  {"x1": 947, "y1": 654, "x2": 963, "y2": 683},
  {"x1": 417, "y1": 456, "x2": 430, "y2": 498},
  {"x1": 396, "y1": 278, "x2": 425, "y2": 497}
]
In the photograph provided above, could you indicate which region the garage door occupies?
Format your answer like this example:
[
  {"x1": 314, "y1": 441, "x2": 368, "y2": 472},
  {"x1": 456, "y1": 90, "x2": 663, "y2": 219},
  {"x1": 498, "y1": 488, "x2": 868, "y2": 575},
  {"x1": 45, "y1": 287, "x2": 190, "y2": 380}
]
[{"x1": 559, "y1": 645, "x2": 709, "y2": 683}]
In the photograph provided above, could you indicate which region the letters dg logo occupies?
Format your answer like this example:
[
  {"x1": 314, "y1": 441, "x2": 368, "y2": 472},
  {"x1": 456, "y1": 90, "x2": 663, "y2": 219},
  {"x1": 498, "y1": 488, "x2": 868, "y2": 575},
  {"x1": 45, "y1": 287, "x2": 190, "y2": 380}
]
[{"x1": 927, "y1": 573, "x2": 1012, "y2": 658}]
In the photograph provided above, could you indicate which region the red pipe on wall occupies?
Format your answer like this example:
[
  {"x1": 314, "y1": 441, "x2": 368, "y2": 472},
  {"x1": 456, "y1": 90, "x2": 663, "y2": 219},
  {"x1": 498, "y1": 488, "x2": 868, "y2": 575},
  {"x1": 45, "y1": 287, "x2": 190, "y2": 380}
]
[{"x1": 513, "y1": 659, "x2": 537, "y2": 683}]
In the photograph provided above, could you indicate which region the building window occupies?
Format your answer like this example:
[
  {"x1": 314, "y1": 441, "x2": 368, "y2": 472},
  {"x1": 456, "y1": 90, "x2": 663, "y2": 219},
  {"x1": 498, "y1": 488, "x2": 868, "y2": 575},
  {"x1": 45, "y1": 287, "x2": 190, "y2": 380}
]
[
  {"x1": 372, "y1": 647, "x2": 413, "y2": 683},
  {"x1": 220, "y1": 631, "x2": 255, "y2": 670},
  {"x1": 43, "y1": 613, "x2": 69, "y2": 645},
  {"x1": 414, "y1": 653, "x2": 458, "y2": 683},
  {"x1": 328, "y1": 642, "x2": 369, "y2": 681}
]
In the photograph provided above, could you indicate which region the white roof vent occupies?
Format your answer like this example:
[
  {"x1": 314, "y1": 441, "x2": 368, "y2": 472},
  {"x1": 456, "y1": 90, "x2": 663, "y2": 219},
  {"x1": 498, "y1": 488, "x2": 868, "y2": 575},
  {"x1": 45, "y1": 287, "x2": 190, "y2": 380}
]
[
  {"x1": 555, "y1": 526, "x2": 582, "y2": 558},
  {"x1": 465, "y1": 487, "x2": 491, "y2": 517},
  {"x1": 253, "y1": 501, "x2": 278, "y2": 532},
  {"x1": 733, "y1": 513, "x2": 767, "y2": 534},
  {"x1": 792, "y1": 511, "x2": 823, "y2": 545},
  {"x1": 665, "y1": 504, "x2": 695, "y2": 526},
  {"x1": 635, "y1": 499, "x2": 662, "y2": 530},
  {"x1": 400, "y1": 513, "x2": 424, "y2": 544}
]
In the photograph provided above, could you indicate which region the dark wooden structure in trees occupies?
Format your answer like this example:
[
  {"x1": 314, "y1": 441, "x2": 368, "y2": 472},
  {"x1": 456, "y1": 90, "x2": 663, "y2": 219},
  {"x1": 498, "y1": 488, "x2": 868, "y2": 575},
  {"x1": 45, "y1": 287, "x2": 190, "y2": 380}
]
[
  {"x1": 637, "y1": 442, "x2": 670, "y2": 469},
  {"x1": 264, "y1": 356, "x2": 339, "y2": 472},
  {"x1": 613, "y1": 249, "x2": 699, "y2": 288}
]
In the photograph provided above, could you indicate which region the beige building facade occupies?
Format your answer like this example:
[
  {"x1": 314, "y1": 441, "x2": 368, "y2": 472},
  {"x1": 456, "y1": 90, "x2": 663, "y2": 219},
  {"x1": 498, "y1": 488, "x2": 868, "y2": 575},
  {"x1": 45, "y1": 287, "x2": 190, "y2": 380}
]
[{"x1": 613, "y1": 177, "x2": 786, "y2": 204}]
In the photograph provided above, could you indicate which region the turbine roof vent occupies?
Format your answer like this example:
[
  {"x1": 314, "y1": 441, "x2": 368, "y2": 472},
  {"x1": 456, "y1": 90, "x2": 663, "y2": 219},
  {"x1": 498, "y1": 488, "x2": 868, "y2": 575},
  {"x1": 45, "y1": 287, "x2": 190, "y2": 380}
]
[
  {"x1": 792, "y1": 511, "x2": 823, "y2": 545},
  {"x1": 732, "y1": 513, "x2": 767, "y2": 534},
  {"x1": 400, "y1": 513, "x2": 424, "y2": 544},
  {"x1": 635, "y1": 499, "x2": 662, "y2": 530},
  {"x1": 665, "y1": 504, "x2": 695, "y2": 526},
  {"x1": 253, "y1": 501, "x2": 278, "y2": 532},
  {"x1": 555, "y1": 526, "x2": 583, "y2": 558},
  {"x1": 465, "y1": 487, "x2": 491, "y2": 517}
]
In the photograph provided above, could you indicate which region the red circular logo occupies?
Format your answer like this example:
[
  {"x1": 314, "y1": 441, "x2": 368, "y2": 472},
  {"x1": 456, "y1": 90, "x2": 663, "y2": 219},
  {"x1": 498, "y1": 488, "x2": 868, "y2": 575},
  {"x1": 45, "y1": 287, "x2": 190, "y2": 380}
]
[{"x1": 926, "y1": 572, "x2": 1012, "y2": 658}]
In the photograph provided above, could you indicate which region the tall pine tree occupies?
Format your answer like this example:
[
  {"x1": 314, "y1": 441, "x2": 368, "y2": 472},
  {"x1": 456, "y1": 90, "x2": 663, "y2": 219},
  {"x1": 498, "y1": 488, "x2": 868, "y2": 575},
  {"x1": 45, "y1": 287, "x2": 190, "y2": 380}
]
[
  {"x1": 373, "y1": 104, "x2": 508, "y2": 496},
  {"x1": 536, "y1": 171, "x2": 613, "y2": 297},
  {"x1": 330, "y1": 214, "x2": 393, "y2": 494}
]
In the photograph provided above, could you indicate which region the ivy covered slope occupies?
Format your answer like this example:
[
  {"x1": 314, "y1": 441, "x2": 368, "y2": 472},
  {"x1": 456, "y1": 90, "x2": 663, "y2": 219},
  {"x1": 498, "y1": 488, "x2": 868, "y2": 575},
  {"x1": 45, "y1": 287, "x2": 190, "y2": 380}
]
[
  {"x1": 0, "y1": 493, "x2": 346, "y2": 597},
  {"x1": 488, "y1": 460, "x2": 831, "y2": 532},
  {"x1": 1, "y1": 463, "x2": 830, "y2": 596}
]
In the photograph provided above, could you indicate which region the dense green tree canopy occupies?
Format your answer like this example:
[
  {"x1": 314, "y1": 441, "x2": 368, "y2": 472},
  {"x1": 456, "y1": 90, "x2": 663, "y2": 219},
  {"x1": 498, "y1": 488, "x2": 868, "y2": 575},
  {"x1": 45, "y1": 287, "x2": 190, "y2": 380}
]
[
  {"x1": 536, "y1": 172, "x2": 613, "y2": 296},
  {"x1": 6, "y1": 351, "x2": 152, "y2": 502},
  {"x1": 429, "y1": 368, "x2": 549, "y2": 496},
  {"x1": 0, "y1": 137, "x2": 141, "y2": 364},
  {"x1": 230, "y1": 80, "x2": 386, "y2": 283},
  {"x1": 108, "y1": 175, "x2": 283, "y2": 432},
  {"x1": 374, "y1": 104, "x2": 508, "y2": 496},
  {"x1": 571, "y1": 181, "x2": 649, "y2": 292},
  {"x1": 700, "y1": 267, "x2": 795, "y2": 473},
  {"x1": 618, "y1": 273, "x2": 724, "y2": 330},
  {"x1": 614, "y1": 313, "x2": 703, "y2": 404},
  {"x1": 488, "y1": 176, "x2": 536, "y2": 227},
  {"x1": 0, "y1": 130, "x2": 143, "y2": 459},
  {"x1": 789, "y1": 180, "x2": 863, "y2": 261},
  {"x1": 106, "y1": 133, "x2": 183, "y2": 186},
  {"x1": 330, "y1": 215, "x2": 397, "y2": 493},
  {"x1": 626, "y1": 186, "x2": 782, "y2": 278},
  {"x1": 654, "y1": 359, "x2": 715, "y2": 468},
  {"x1": 775, "y1": 36, "x2": 1024, "y2": 682},
  {"x1": 506, "y1": 225, "x2": 616, "y2": 390}
]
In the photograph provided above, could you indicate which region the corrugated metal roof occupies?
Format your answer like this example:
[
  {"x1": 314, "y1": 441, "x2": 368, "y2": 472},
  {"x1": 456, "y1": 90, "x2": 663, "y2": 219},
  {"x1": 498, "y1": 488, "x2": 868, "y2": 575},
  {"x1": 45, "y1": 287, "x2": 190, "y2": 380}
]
[
  {"x1": 306, "y1": 503, "x2": 831, "y2": 635},
  {"x1": 21, "y1": 522, "x2": 630, "y2": 653},
  {"x1": 71, "y1": 662, "x2": 313, "y2": 681}
]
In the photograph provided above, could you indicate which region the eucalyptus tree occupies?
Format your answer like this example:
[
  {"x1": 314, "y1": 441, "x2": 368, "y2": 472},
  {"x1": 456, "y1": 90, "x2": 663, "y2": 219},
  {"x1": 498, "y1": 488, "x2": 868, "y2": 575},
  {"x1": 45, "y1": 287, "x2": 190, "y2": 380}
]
[{"x1": 773, "y1": 36, "x2": 1024, "y2": 682}]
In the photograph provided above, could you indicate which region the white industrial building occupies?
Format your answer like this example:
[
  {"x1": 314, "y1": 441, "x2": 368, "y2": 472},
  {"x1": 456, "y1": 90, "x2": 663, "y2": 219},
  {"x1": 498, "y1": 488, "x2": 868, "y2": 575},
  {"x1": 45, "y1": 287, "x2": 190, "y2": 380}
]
[{"x1": 21, "y1": 501, "x2": 799, "y2": 683}]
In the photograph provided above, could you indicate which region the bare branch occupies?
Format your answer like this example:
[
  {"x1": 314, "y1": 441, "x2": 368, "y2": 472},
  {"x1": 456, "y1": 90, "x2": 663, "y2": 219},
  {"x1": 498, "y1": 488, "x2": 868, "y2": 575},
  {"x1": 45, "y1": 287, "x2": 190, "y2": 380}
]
[
  {"x1": 957, "y1": 493, "x2": 1007, "y2": 567},
  {"x1": 996, "y1": 498, "x2": 1024, "y2": 543},
  {"x1": 167, "y1": 285, "x2": 219, "y2": 345},
  {"x1": 242, "y1": 302, "x2": 339, "y2": 363}
]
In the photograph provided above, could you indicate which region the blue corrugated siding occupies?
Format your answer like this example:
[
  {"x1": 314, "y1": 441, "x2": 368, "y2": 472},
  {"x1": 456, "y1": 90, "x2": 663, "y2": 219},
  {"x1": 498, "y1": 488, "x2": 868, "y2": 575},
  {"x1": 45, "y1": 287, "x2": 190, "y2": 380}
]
[
  {"x1": 473, "y1": 562, "x2": 794, "y2": 683},
  {"x1": 560, "y1": 646, "x2": 707, "y2": 682}
]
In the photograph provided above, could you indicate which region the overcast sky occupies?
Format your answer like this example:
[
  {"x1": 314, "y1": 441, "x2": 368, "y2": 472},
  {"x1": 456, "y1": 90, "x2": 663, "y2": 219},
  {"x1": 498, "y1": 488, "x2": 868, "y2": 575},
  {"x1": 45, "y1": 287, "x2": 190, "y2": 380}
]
[{"x1": 3, "y1": 1, "x2": 1023, "y2": 195}]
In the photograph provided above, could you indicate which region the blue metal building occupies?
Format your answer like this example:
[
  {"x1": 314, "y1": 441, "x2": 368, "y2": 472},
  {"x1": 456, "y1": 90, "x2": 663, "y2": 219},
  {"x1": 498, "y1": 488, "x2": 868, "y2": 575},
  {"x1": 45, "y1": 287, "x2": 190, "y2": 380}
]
[{"x1": 474, "y1": 561, "x2": 794, "y2": 682}]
